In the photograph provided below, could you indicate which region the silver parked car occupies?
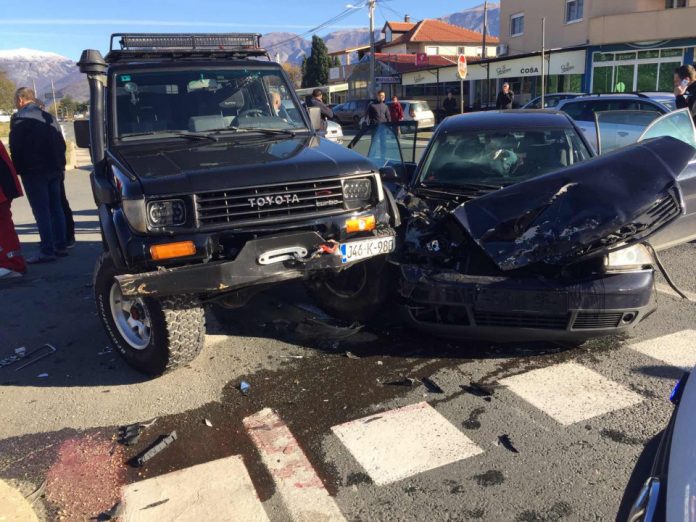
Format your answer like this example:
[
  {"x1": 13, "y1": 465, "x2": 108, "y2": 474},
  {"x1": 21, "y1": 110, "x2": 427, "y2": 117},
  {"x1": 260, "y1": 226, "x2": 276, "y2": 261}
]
[{"x1": 522, "y1": 92, "x2": 586, "y2": 109}]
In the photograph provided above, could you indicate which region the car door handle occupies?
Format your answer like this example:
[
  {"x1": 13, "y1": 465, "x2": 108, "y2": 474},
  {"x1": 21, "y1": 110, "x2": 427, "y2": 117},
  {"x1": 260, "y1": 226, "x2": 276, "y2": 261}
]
[{"x1": 617, "y1": 131, "x2": 629, "y2": 137}]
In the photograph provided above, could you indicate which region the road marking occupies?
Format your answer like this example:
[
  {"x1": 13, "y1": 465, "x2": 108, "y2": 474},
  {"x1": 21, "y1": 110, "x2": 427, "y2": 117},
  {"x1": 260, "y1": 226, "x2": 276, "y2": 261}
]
[
  {"x1": 243, "y1": 408, "x2": 345, "y2": 522},
  {"x1": 630, "y1": 329, "x2": 696, "y2": 370},
  {"x1": 500, "y1": 362, "x2": 643, "y2": 426},
  {"x1": 655, "y1": 283, "x2": 696, "y2": 302},
  {"x1": 121, "y1": 456, "x2": 269, "y2": 522},
  {"x1": 0, "y1": 479, "x2": 38, "y2": 522},
  {"x1": 331, "y1": 401, "x2": 483, "y2": 486}
]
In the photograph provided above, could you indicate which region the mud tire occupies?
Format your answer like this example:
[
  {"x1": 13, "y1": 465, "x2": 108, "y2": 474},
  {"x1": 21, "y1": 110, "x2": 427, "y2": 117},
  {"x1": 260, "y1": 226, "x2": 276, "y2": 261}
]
[{"x1": 93, "y1": 253, "x2": 206, "y2": 375}]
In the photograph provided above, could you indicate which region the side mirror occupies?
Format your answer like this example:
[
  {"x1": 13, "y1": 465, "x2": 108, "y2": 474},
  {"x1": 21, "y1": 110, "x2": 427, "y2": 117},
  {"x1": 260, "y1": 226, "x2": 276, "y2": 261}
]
[
  {"x1": 307, "y1": 106, "x2": 322, "y2": 131},
  {"x1": 74, "y1": 120, "x2": 90, "y2": 148},
  {"x1": 379, "y1": 166, "x2": 402, "y2": 182}
]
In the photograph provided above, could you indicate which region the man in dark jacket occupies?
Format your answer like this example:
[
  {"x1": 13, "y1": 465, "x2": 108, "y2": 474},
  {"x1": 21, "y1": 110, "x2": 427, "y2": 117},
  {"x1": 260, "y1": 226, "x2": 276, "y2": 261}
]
[
  {"x1": 366, "y1": 90, "x2": 391, "y2": 125},
  {"x1": 674, "y1": 64, "x2": 696, "y2": 122},
  {"x1": 495, "y1": 83, "x2": 514, "y2": 110},
  {"x1": 308, "y1": 89, "x2": 333, "y2": 130},
  {"x1": 9, "y1": 87, "x2": 67, "y2": 263},
  {"x1": 443, "y1": 91, "x2": 458, "y2": 117},
  {"x1": 0, "y1": 141, "x2": 26, "y2": 278}
]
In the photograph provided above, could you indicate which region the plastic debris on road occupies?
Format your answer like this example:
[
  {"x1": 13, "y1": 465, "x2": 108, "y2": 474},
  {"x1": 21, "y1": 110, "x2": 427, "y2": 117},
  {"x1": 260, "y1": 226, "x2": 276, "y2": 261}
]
[
  {"x1": 204, "y1": 418, "x2": 213, "y2": 427},
  {"x1": 132, "y1": 431, "x2": 178, "y2": 467},
  {"x1": 239, "y1": 381, "x2": 251, "y2": 395},
  {"x1": 421, "y1": 377, "x2": 444, "y2": 394},
  {"x1": 383, "y1": 377, "x2": 417, "y2": 387},
  {"x1": 497, "y1": 434, "x2": 519, "y2": 453},
  {"x1": 345, "y1": 351, "x2": 360, "y2": 359}
]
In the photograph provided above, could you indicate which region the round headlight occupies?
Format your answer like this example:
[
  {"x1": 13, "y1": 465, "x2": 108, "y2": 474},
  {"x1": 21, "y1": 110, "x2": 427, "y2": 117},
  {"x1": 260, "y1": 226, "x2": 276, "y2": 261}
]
[{"x1": 147, "y1": 199, "x2": 186, "y2": 227}]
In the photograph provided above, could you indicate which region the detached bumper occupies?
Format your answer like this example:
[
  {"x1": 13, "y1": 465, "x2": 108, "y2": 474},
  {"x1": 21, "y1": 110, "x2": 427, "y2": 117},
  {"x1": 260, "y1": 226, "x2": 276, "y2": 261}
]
[
  {"x1": 399, "y1": 265, "x2": 657, "y2": 342},
  {"x1": 116, "y1": 229, "x2": 394, "y2": 298}
]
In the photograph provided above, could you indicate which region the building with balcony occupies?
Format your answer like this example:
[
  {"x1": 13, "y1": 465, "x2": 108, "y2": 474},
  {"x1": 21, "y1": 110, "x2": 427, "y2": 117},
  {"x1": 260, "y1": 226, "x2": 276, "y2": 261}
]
[{"x1": 498, "y1": 0, "x2": 696, "y2": 99}]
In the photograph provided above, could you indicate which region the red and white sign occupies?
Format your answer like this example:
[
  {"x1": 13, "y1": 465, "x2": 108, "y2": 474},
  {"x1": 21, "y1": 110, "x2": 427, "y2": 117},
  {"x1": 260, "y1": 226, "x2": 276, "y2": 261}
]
[
  {"x1": 457, "y1": 54, "x2": 468, "y2": 80},
  {"x1": 415, "y1": 53, "x2": 428, "y2": 66}
]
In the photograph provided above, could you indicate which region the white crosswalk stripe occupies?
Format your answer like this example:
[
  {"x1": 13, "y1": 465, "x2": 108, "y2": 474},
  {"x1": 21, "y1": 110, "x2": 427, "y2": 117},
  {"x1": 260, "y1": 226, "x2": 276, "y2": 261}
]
[
  {"x1": 499, "y1": 361, "x2": 644, "y2": 426},
  {"x1": 120, "y1": 456, "x2": 269, "y2": 521},
  {"x1": 330, "y1": 401, "x2": 483, "y2": 486},
  {"x1": 243, "y1": 408, "x2": 346, "y2": 522},
  {"x1": 630, "y1": 329, "x2": 696, "y2": 370}
]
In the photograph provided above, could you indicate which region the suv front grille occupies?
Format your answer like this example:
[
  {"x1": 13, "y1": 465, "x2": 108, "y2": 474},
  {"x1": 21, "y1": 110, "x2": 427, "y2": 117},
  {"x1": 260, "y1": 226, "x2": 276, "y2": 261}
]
[
  {"x1": 473, "y1": 311, "x2": 569, "y2": 330},
  {"x1": 196, "y1": 179, "x2": 346, "y2": 227},
  {"x1": 572, "y1": 311, "x2": 624, "y2": 329}
]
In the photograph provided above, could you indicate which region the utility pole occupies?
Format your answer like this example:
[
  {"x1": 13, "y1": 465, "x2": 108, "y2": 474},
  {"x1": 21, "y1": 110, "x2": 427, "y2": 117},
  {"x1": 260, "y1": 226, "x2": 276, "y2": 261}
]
[
  {"x1": 50, "y1": 79, "x2": 58, "y2": 118},
  {"x1": 368, "y1": 0, "x2": 376, "y2": 98},
  {"x1": 482, "y1": 0, "x2": 489, "y2": 108},
  {"x1": 541, "y1": 17, "x2": 546, "y2": 108}
]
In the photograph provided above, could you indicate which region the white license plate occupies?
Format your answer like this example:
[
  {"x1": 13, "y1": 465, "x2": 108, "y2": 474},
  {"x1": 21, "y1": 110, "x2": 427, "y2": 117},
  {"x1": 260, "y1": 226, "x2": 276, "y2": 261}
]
[{"x1": 340, "y1": 236, "x2": 395, "y2": 264}]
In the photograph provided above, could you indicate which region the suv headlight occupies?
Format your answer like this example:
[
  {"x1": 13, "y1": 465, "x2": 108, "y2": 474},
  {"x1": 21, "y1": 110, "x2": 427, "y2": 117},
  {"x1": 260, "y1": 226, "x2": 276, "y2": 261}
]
[
  {"x1": 147, "y1": 199, "x2": 186, "y2": 227},
  {"x1": 343, "y1": 178, "x2": 372, "y2": 202},
  {"x1": 605, "y1": 244, "x2": 654, "y2": 271}
]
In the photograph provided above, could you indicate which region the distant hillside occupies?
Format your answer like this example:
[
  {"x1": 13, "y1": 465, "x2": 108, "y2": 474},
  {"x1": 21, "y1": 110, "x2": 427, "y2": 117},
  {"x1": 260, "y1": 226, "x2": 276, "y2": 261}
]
[{"x1": 441, "y1": 3, "x2": 500, "y2": 37}]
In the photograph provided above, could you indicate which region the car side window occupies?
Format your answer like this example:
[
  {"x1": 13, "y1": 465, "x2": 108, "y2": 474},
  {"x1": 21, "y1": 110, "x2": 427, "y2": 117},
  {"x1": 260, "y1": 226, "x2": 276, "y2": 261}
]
[
  {"x1": 562, "y1": 101, "x2": 592, "y2": 122},
  {"x1": 638, "y1": 101, "x2": 665, "y2": 114}
]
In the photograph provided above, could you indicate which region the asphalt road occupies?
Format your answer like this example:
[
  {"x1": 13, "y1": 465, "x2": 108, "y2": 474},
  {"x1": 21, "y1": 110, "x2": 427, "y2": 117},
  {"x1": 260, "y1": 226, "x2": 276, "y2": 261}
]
[{"x1": 1, "y1": 167, "x2": 695, "y2": 521}]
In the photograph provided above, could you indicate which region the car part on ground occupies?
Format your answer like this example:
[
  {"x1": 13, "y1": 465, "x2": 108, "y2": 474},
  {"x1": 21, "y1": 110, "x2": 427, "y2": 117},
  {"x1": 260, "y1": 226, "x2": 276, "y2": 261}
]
[{"x1": 76, "y1": 34, "x2": 396, "y2": 375}]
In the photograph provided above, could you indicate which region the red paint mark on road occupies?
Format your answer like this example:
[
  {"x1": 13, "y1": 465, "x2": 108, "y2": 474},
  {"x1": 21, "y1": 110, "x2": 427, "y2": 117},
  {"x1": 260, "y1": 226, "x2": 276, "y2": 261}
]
[{"x1": 45, "y1": 433, "x2": 125, "y2": 520}]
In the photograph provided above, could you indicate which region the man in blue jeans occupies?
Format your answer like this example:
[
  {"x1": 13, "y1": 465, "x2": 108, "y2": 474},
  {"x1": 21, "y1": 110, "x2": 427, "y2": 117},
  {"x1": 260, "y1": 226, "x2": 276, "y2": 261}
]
[{"x1": 9, "y1": 87, "x2": 67, "y2": 264}]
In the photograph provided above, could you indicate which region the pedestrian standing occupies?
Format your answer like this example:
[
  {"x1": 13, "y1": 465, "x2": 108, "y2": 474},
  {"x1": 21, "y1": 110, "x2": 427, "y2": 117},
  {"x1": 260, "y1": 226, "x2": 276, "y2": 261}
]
[
  {"x1": 0, "y1": 141, "x2": 26, "y2": 279},
  {"x1": 308, "y1": 89, "x2": 334, "y2": 130},
  {"x1": 389, "y1": 95, "x2": 404, "y2": 122},
  {"x1": 9, "y1": 87, "x2": 68, "y2": 263},
  {"x1": 443, "y1": 91, "x2": 458, "y2": 117},
  {"x1": 674, "y1": 64, "x2": 696, "y2": 122},
  {"x1": 366, "y1": 90, "x2": 391, "y2": 125},
  {"x1": 496, "y1": 83, "x2": 514, "y2": 110}
]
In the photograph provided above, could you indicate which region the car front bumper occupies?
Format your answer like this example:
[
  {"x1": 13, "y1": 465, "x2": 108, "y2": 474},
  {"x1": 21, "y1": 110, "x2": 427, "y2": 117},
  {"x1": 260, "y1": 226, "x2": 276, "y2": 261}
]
[
  {"x1": 399, "y1": 265, "x2": 657, "y2": 342},
  {"x1": 116, "y1": 228, "x2": 395, "y2": 298}
]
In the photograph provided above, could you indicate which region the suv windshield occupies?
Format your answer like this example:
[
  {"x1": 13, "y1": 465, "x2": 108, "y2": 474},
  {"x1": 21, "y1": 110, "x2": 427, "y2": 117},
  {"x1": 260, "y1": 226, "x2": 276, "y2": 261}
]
[
  {"x1": 417, "y1": 127, "x2": 591, "y2": 187},
  {"x1": 114, "y1": 68, "x2": 307, "y2": 139}
]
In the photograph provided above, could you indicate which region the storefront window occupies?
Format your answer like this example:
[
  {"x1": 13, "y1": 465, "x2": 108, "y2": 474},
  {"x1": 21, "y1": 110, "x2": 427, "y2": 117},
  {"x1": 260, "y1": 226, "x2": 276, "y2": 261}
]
[
  {"x1": 593, "y1": 66, "x2": 613, "y2": 93},
  {"x1": 616, "y1": 52, "x2": 636, "y2": 61},
  {"x1": 594, "y1": 53, "x2": 614, "y2": 62},
  {"x1": 638, "y1": 50, "x2": 659, "y2": 59},
  {"x1": 615, "y1": 64, "x2": 635, "y2": 92},
  {"x1": 659, "y1": 61, "x2": 681, "y2": 91},
  {"x1": 637, "y1": 63, "x2": 658, "y2": 91},
  {"x1": 565, "y1": 74, "x2": 583, "y2": 92},
  {"x1": 661, "y1": 48, "x2": 683, "y2": 58}
]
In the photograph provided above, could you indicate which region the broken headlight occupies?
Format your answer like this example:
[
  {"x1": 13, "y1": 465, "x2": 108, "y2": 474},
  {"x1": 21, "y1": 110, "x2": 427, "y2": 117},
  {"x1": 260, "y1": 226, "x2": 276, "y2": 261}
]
[
  {"x1": 147, "y1": 199, "x2": 187, "y2": 227},
  {"x1": 604, "y1": 244, "x2": 654, "y2": 271}
]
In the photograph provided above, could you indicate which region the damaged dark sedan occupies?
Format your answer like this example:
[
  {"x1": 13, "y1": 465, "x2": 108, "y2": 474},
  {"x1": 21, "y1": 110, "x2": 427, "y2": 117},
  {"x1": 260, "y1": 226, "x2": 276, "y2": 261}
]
[{"x1": 310, "y1": 110, "x2": 696, "y2": 343}]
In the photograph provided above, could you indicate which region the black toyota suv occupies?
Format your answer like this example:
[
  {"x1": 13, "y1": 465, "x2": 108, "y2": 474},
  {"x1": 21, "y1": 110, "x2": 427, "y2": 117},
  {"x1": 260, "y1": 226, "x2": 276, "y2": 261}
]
[{"x1": 75, "y1": 34, "x2": 396, "y2": 375}]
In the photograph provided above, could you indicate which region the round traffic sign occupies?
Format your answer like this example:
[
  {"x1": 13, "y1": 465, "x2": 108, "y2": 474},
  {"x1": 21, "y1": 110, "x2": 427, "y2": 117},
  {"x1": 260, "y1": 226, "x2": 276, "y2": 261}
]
[{"x1": 457, "y1": 55, "x2": 468, "y2": 80}]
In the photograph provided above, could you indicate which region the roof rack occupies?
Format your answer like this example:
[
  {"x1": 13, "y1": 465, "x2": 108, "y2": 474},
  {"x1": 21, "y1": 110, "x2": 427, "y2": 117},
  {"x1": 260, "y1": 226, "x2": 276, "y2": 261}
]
[
  {"x1": 105, "y1": 33, "x2": 269, "y2": 63},
  {"x1": 586, "y1": 92, "x2": 650, "y2": 99}
]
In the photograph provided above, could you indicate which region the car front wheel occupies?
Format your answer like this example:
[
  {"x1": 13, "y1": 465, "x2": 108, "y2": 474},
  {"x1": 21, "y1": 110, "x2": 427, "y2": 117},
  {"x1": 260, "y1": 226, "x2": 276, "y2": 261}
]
[{"x1": 93, "y1": 253, "x2": 206, "y2": 375}]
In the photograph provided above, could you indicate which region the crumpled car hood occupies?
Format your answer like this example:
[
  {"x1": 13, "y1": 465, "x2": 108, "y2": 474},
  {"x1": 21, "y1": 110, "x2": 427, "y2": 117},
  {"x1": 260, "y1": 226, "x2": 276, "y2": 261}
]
[{"x1": 453, "y1": 136, "x2": 694, "y2": 271}]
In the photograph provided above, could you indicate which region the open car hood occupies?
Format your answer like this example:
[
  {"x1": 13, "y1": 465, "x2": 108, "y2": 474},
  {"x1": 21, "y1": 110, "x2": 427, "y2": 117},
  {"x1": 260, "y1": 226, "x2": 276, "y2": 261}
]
[{"x1": 453, "y1": 136, "x2": 694, "y2": 271}]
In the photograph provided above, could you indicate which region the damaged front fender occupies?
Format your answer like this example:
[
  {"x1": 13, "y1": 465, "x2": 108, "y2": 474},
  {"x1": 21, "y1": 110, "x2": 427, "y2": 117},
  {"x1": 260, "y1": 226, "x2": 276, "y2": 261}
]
[{"x1": 454, "y1": 136, "x2": 694, "y2": 271}]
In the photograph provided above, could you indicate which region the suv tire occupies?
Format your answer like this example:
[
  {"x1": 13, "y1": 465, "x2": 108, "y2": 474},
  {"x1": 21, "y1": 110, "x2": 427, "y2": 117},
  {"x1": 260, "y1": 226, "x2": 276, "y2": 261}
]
[
  {"x1": 308, "y1": 256, "x2": 392, "y2": 322},
  {"x1": 94, "y1": 253, "x2": 206, "y2": 375}
]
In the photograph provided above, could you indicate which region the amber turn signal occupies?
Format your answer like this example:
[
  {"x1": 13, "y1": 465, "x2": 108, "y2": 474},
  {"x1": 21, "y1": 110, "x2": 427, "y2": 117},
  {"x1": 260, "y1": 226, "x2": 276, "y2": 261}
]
[
  {"x1": 150, "y1": 241, "x2": 196, "y2": 260},
  {"x1": 345, "y1": 215, "x2": 376, "y2": 233}
]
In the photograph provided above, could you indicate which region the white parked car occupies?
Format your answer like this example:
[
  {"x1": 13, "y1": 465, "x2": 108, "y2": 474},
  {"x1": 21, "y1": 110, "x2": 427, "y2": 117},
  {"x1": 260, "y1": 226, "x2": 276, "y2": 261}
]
[
  {"x1": 325, "y1": 119, "x2": 344, "y2": 144},
  {"x1": 360, "y1": 100, "x2": 436, "y2": 130}
]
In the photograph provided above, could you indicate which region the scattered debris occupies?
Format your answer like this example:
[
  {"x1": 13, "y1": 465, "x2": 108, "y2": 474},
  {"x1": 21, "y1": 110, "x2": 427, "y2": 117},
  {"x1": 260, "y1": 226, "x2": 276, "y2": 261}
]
[
  {"x1": 279, "y1": 355, "x2": 304, "y2": 359},
  {"x1": 15, "y1": 344, "x2": 58, "y2": 372},
  {"x1": 37, "y1": 373, "x2": 49, "y2": 378},
  {"x1": 421, "y1": 377, "x2": 444, "y2": 394},
  {"x1": 376, "y1": 360, "x2": 384, "y2": 366},
  {"x1": 24, "y1": 479, "x2": 46, "y2": 505},
  {"x1": 140, "y1": 418, "x2": 158, "y2": 429},
  {"x1": 97, "y1": 346, "x2": 113, "y2": 356},
  {"x1": 461, "y1": 383, "x2": 495, "y2": 400},
  {"x1": 117, "y1": 418, "x2": 157, "y2": 446},
  {"x1": 98, "y1": 501, "x2": 123, "y2": 520},
  {"x1": 497, "y1": 434, "x2": 519, "y2": 454},
  {"x1": 14, "y1": 347, "x2": 26, "y2": 357},
  {"x1": 345, "y1": 351, "x2": 360, "y2": 359},
  {"x1": 383, "y1": 377, "x2": 417, "y2": 387},
  {"x1": 204, "y1": 418, "x2": 213, "y2": 427},
  {"x1": 295, "y1": 317, "x2": 363, "y2": 340},
  {"x1": 142, "y1": 499, "x2": 170, "y2": 510},
  {"x1": 239, "y1": 381, "x2": 251, "y2": 395},
  {"x1": 132, "y1": 431, "x2": 178, "y2": 467}
]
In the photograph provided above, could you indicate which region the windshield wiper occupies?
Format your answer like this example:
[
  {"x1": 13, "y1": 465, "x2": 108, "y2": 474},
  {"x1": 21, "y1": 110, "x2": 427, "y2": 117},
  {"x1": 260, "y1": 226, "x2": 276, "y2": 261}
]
[
  {"x1": 228, "y1": 127, "x2": 299, "y2": 137},
  {"x1": 119, "y1": 130, "x2": 218, "y2": 142},
  {"x1": 419, "y1": 181, "x2": 504, "y2": 192}
]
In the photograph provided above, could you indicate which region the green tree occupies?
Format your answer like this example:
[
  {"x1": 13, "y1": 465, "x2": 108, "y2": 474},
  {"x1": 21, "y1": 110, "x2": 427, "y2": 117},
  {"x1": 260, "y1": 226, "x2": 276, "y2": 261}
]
[
  {"x1": 0, "y1": 70, "x2": 16, "y2": 114},
  {"x1": 59, "y1": 95, "x2": 77, "y2": 118},
  {"x1": 302, "y1": 35, "x2": 331, "y2": 88},
  {"x1": 300, "y1": 57, "x2": 308, "y2": 88}
]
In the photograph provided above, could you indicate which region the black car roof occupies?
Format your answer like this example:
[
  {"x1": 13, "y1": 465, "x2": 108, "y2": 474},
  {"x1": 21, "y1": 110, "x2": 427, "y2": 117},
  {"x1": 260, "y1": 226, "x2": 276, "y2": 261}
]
[{"x1": 439, "y1": 110, "x2": 576, "y2": 132}]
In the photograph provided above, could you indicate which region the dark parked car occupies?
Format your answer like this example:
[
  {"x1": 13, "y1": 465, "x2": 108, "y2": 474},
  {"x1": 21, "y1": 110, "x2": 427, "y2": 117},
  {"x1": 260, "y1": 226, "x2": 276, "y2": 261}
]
[
  {"x1": 74, "y1": 34, "x2": 396, "y2": 375},
  {"x1": 310, "y1": 111, "x2": 696, "y2": 343}
]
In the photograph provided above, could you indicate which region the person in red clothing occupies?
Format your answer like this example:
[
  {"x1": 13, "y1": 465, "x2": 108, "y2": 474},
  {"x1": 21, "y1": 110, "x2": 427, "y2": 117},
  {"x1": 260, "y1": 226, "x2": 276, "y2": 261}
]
[
  {"x1": 0, "y1": 140, "x2": 26, "y2": 278},
  {"x1": 389, "y1": 95, "x2": 404, "y2": 122}
]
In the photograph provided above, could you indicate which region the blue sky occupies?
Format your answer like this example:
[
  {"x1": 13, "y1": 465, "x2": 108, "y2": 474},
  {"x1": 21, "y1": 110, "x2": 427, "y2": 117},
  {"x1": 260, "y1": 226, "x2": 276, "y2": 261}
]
[{"x1": 0, "y1": 0, "x2": 483, "y2": 60}]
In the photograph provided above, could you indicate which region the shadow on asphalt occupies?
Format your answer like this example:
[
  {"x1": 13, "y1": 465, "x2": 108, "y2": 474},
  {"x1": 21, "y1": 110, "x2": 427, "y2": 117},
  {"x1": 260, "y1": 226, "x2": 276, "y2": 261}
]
[{"x1": 614, "y1": 430, "x2": 663, "y2": 521}]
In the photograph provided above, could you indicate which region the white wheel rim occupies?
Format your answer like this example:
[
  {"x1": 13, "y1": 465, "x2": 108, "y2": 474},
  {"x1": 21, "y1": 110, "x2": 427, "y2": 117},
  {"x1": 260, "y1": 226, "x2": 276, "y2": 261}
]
[{"x1": 109, "y1": 282, "x2": 152, "y2": 350}]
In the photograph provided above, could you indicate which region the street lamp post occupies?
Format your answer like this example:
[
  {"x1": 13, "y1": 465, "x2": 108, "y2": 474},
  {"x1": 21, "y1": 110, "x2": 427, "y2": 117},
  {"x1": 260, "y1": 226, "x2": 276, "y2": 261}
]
[{"x1": 368, "y1": 0, "x2": 376, "y2": 98}]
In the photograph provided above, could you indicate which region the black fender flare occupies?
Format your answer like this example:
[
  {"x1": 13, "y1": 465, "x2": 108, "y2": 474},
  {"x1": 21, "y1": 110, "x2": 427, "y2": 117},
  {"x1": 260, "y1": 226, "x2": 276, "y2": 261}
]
[{"x1": 98, "y1": 204, "x2": 126, "y2": 270}]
